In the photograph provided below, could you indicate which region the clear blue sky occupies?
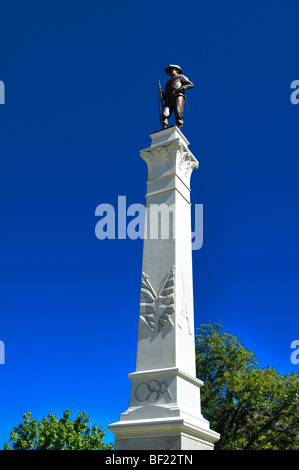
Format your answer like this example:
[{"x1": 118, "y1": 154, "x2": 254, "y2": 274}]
[{"x1": 0, "y1": 0, "x2": 298, "y2": 447}]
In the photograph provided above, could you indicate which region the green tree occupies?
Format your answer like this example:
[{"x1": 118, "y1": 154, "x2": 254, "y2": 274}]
[
  {"x1": 196, "y1": 324, "x2": 299, "y2": 450},
  {"x1": 3, "y1": 409, "x2": 113, "y2": 450}
]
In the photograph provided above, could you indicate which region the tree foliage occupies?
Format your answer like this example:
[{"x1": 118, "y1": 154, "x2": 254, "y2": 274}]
[
  {"x1": 3, "y1": 409, "x2": 113, "y2": 450},
  {"x1": 196, "y1": 324, "x2": 299, "y2": 450}
]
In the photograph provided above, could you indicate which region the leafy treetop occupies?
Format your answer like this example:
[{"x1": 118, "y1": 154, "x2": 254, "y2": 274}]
[{"x1": 3, "y1": 409, "x2": 113, "y2": 450}]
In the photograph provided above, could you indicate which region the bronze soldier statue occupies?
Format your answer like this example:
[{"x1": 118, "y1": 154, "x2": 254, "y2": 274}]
[{"x1": 159, "y1": 65, "x2": 194, "y2": 129}]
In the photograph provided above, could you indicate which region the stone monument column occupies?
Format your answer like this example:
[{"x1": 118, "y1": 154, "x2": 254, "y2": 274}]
[{"x1": 109, "y1": 126, "x2": 220, "y2": 450}]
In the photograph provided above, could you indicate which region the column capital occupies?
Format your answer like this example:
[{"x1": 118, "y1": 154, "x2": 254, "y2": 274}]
[
  {"x1": 140, "y1": 127, "x2": 199, "y2": 188},
  {"x1": 150, "y1": 125, "x2": 190, "y2": 148}
]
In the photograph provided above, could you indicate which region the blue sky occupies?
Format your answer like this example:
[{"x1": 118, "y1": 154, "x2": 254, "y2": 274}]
[{"x1": 0, "y1": 0, "x2": 298, "y2": 447}]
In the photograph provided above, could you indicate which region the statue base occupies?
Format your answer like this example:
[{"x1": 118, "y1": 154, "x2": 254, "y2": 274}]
[
  {"x1": 109, "y1": 127, "x2": 220, "y2": 450},
  {"x1": 109, "y1": 367, "x2": 220, "y2": 450}
]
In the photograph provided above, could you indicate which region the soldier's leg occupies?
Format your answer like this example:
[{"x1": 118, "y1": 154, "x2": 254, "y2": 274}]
[
  {"x1": 161, "y1": 104, "x2": 171, "y2": 129},
  {"x1": 174, "y1": 96, "x2": 185, "y2": 128}
]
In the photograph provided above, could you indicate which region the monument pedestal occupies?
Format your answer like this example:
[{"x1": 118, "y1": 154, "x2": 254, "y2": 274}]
[{"x1": 109, "y1": 126, "x2": 220, "y2": 450}]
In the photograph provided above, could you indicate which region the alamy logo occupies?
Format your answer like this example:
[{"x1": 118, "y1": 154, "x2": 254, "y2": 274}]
[
  {"x1": 0, "y1": 81, "x2": 5, "y2": 104},
  {"x1": 290, "y1": 80, "x2": 299, "y2": 105},
  {"x1": 290, "y1": 340, "x2": 299, "y2": 365},
  {"x1": 0, "y1": 341, "x2": 4, "y2": 364},
  {"x1": 95, "y1": 196, "x2": 203, "y2": 250}
]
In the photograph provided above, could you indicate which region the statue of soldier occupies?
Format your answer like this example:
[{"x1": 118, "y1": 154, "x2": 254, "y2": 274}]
[{"x1": 159, "y1": 65, "x2": 194, "y2": 129}]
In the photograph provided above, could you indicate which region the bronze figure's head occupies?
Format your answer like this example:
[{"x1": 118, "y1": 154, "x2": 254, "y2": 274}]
[{"x1": 165, "y1": 65, "x2": 183, "y2": 76}]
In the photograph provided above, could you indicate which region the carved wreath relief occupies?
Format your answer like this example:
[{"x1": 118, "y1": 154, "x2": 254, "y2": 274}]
[{"x1": 139, "y1": 266, "x2": 175, "y2": 333}]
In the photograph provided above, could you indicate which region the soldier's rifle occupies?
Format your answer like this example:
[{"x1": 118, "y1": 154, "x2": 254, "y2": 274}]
[{"x1": 158, "y1": 80, "x2": 164, "y2": 124}]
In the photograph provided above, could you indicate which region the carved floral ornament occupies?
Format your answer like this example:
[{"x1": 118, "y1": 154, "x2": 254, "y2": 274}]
[
  {"x1": 141, "y1": 146, "x2": 172, "y2": 172},
  {"x1": 140, "y1": 142, "x2": 198, "y2": 180},
  {"x1": 177, "y1": 143, "x2": 199, "y2": 178}
]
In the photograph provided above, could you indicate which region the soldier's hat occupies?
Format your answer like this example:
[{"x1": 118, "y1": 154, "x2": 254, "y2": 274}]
[{"x1": 165, "y1": 64, "x2": 183, "y2": 75}]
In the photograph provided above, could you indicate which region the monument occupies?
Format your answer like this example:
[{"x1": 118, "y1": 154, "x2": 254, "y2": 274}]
[
  {"x1": 159, "y1": 64, "x2": 194, "y2": 130},
  {"x1": 109, "y1": 66, "x2": 220, "y2": 450}
]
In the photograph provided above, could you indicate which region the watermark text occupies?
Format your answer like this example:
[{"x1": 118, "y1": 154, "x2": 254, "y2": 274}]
[
  {"x1": 0, "y1": 81, "x2": 5, "y2": 104},
  {"x1": 290, "y1": 340, "x2": 299, "y2": 365},
  {"x1": 95, "y1": 196, "x2": 203, "y2": 250},
  {"x1": 290, "y1": 80, "x2": 299, "y2": 105},
  {"x1": 0, "y1": 341, "x2": 4, "y2": 364}
]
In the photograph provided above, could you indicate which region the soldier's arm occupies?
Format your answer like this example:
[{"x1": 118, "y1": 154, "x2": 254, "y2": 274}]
[{"x1": 181, "y1": 76, "x2": 194, "y2": 90}]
